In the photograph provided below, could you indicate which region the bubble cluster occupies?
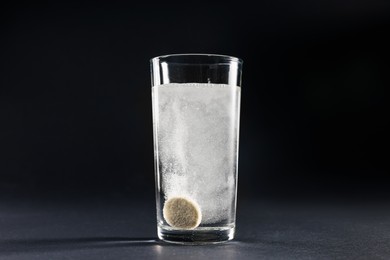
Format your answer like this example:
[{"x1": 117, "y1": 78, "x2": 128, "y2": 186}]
[{"x1": 153, "y1": 83, "x2": 240, "y2": 224}]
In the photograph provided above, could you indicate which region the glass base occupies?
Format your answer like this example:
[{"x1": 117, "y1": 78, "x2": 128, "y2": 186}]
[{"x1": 158, "y1": 226, "x2": 235, "y2": 245}]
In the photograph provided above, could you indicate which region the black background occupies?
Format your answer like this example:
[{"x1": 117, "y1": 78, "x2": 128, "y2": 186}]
[{"x1": 1, "y1": 1, "x2": 389, "y2": 202}]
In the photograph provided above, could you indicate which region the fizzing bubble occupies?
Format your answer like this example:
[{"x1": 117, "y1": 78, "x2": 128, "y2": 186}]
[{"x1": 154, "y1": 83, "x2": 240, "y2": 224}]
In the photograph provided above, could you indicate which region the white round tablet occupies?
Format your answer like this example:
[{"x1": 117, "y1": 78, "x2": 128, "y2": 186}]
[{"x1": 163, "y1": 196, "x2": 202, "y2": 230}]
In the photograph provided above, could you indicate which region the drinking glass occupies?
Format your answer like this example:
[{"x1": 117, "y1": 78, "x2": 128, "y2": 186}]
[{"x1": 151, "y1": 54, "x2": 243, "y2": 244}]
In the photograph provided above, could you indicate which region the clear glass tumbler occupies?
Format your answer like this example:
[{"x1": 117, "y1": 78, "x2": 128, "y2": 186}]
[{"x1": 150, "y1": 54, "x2": 242, "y2": 244}]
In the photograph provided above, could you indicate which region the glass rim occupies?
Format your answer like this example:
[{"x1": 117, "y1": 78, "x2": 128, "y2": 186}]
[{"x1": 150, "y1": 53, "x2": 243, "y2": 65}]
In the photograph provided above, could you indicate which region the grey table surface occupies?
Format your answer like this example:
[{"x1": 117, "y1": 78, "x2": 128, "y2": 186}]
[{"x1": 0, "y1": 197, "x2": 389, "y2": 260}]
